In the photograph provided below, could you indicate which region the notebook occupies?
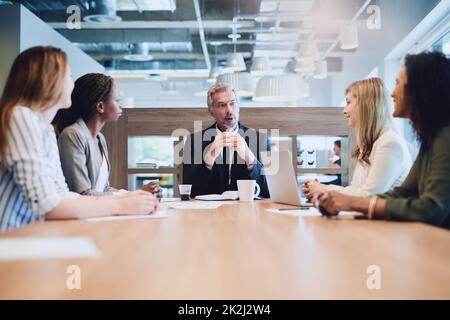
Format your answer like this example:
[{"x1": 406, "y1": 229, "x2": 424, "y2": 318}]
[{"x1": 195, "y1": 191, "x2": 239, "y2": 201}]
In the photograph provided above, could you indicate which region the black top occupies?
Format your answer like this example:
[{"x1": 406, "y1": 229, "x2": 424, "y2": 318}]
[{"x1": 182, "y1": 122, "x2": 270, "y2": 198}]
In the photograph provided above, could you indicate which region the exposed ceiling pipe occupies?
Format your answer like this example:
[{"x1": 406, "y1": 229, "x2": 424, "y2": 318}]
[
  {"x1": 207, "y1": 39, "x2": 335, "y2": 46},
  {"x1": 48, "y1": 20, "x2": 255, "y2": 30},
  {"x1": 238, "y1": 28, "x2": 313, "y2": 34},
  {"x1": 193, "y1": 0, "x2": 211, "y2": 70},
  {"x1": 89, "y1": 52, "x2": 240, "y2": 60},
  {"x1": 76, "y1": 42, "x2": 193, "y2": 53},
  {"x1": 232, "y1": 12, "x2": 313, "y2": 23}
]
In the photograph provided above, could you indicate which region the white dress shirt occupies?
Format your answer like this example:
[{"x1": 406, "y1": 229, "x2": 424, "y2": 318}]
[{"x1": 216, "y1": 124, "x2": 238, "y2": 186}]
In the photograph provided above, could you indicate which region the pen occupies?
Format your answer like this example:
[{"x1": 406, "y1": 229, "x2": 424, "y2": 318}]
[{"x1": 278, "y1": 207, "x2": 310, "y2": 211}]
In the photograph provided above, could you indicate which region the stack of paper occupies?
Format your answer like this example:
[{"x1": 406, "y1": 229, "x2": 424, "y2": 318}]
[
  {"x1": 168, "y1": 201, "x2": 223, "y2": 210},
  {"x1": 195, "y1": 191, "x2": 239, "y2": 201}
]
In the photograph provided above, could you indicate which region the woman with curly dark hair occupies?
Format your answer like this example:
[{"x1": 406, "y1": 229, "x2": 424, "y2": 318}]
[{"x1": 317, "y1": 51, "x2": 450, "y2": 229}]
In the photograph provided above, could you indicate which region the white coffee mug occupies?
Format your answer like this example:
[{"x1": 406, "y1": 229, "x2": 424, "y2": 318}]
[{"x1": 237, "y1": 180, "x2": 260, "y2": 202}]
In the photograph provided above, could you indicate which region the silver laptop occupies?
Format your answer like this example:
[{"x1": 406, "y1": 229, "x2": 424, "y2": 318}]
[{"x1": 264, "y1": 150, "x2": 313, "y2": 207}]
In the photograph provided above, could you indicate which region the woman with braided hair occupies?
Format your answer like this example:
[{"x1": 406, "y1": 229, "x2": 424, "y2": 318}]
[{"x1": 53, "y1": 73, "x2": 162, "y2": 198}]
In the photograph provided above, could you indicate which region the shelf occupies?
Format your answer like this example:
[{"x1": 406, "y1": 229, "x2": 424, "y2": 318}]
[
  {"x1": 128, "y1": 167, "x2": 179, "y2": 174},
  {"x1": 296, "y1": 168, "x2": 347, "y2": 174}
]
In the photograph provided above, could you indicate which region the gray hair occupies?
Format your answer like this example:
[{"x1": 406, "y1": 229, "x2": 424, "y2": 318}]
[{"x1": 207, "y1": 83, "x2": 240, "y2": 109}]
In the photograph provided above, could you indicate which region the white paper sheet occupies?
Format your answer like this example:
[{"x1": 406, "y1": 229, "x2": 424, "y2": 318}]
[
  {"x1": 266, "y1": 208, "x2": 359, "y2": 217},
  {"x1": 84, "y1": 210, "x2": 170, "y2": 221},
  {"x1": 161, "y1": 198, "x2": 180, "y2": 202},
  {"x1": 168, "y1": 201, "x2": 223, "y2": 210},
  {"x1": 0, "y1": 237, "x2": 99, "y2": 261}
]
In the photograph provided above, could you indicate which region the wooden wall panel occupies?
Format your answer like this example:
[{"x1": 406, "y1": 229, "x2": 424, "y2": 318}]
[
  {"x1": 103, "y1": 113, "x2": 128, "y2": 189},
  {"x1": 103, "y1": 107, "x2": 351, "y2": 190},
  {"x1": 126, "y1": 107, "x2": 348, "y2": 137}
]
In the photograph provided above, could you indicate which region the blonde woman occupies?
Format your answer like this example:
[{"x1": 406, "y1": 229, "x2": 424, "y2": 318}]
[
  {"x1": 0, "y1": 46, "x2": 158, "y2": 231},
  {"x1": 302, "y1": 77, "x2": 412, "y2": 199}
]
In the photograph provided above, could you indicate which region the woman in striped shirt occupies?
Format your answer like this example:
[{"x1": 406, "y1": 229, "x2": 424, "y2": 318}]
[{"x1": 0, "y1": 46, "x2": 159, "y2": 231}]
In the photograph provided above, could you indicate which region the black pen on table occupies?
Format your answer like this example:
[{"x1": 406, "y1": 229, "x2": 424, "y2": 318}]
[{"x1": 278, "y1": 207, "x2": 310, "y2": 211}]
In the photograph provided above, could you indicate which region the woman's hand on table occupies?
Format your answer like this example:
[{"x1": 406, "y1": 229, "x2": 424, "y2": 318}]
[{"x1": 142, "y1": 179, "x2": 163, "y2": 200}]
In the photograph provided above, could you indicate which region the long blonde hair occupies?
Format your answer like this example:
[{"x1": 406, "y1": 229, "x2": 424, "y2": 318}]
[
  {"x1": 0, "y1": 46, "x2": 68, "y2": 170},
  {"x1": 346, "y1": 77, "x2": 392, "y2": 165}
]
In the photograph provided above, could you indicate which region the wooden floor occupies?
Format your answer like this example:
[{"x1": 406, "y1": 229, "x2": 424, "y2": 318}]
[{"x1": 1, "y1": 200, "x2": 450, "y2": 299}]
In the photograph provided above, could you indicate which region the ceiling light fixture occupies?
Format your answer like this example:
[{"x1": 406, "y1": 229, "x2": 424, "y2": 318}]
[
  {"x1": 340, "y1": 21, "x2": 359, "y2": 50},
  {"x1": 226, "y1": 53, "x2": 246, "y2": 72},
  {"x1": 253, "y1": 74, "x2": 304, "y2": 102},
  {"x1": 226, "y1": 0, "x2": 246, "y2": 72},
  {"x1": 228, "y1": 33, "x2": 242, "y2": 40},
  {"x1": 296, "y1": 40, "x2": 320, "y2": 62},
  {"x1": 216, "y1": 72, "x2": 254, "y2": 97},
  {"x1": 294, "y1": 59, "x2": 315, "y2": 74},
  {"x1": 207, "y1": 42, "x2": 223, "y2": 83},
  {"x1": 207, "y1": 67, "x2": 223, "y2": 84},
  {"x1": 124, "y1": 43, "x2": 153, "y2": 61},
  {"x1": 83, "y1": 0, "x2": 122, "y2": 23},
  {"x1": 250, "y1": 57, "x2": 272, "y2": 76},
  {"x1": 313, "y1": 60, "x2": 328, "y2": 79}
]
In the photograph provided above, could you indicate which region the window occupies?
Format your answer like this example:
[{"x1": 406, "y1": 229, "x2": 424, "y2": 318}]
[
  {"x1": 128, "y1": 173, "x2": 175, "y2": 197},
  {"x1": 128, "y1": 136, "x2": 179, "y2": 168},
  {"x1": 430, "y1": 30, "x2": 450, "y2": 54},
  {"x1": 269, "y1": 135, "x2": 347, "y2": 188},
  {"x1": 128, "y1": 136, "x2": 181, "y2": 197}
]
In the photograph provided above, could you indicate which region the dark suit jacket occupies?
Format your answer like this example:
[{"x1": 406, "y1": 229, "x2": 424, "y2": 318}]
[{"x1": 182, "y1": 122, "x2": 270, "y2": 198}]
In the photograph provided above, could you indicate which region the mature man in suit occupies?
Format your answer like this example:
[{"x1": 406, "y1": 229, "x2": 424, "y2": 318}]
[{"x1": 182, "y1": 83, "x2": 270, "y2": 198}]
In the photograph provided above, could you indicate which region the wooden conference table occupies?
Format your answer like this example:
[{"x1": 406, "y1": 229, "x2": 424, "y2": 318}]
[{"x1": 1, "y1": 200, "x2": 450, "y2": 299}]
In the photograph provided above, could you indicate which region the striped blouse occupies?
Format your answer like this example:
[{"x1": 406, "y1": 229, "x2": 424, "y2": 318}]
[{"x1": 0, "y1": 106, "x2": 78, "y2": 231}]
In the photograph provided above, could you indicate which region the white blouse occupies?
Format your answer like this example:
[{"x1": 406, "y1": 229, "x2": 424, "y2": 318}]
[
  {"x1": 326, "y1": 129, "x2": 412, "y2": 197},
  {"x1": 94, "y1": 153, "x2": 109, "y2": 192}
]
